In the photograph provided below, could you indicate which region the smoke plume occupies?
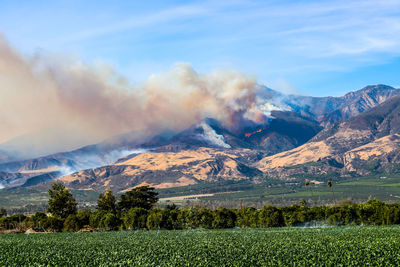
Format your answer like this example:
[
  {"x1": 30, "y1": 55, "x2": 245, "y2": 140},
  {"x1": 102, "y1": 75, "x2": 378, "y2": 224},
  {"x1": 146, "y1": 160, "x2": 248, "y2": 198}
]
[{"x1": 0, "y1": 35, "x2": 265, "y2": 157}]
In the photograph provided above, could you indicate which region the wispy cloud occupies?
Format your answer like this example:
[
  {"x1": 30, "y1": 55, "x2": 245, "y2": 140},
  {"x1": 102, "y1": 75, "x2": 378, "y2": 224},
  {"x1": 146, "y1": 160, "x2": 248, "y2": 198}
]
[
  {"x1": 0, "y1": 0, "x2": 399, "y2": 94},
  {"x1": 56, "y1": 4, "x2": 209, "y2": 44}
]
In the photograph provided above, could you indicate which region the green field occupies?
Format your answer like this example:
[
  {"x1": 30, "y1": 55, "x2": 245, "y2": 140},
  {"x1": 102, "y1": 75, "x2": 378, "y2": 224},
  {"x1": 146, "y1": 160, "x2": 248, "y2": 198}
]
[
  {"x1": 158, "y1": 173, "x2": 400, "y2": 207},
  {"x1": 3, "y1": 173, "x2": 400, "y2": 211},
  {"x1": 1, "y1": 226, "x2": 400, "y2": 265}
]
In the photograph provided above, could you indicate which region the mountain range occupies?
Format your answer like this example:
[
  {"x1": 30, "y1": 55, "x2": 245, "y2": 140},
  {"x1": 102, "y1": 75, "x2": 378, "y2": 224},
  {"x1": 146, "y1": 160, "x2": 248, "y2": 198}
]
[{"x1": 0, "y1": 84, "x2": 399, "y2": 193}]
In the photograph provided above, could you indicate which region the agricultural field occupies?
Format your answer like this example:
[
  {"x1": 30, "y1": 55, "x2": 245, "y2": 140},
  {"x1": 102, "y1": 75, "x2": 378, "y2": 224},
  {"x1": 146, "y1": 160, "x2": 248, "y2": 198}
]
[
  {"x1": 4, "y1": 173, "x2": 400, "y2": 212},
  {"x1": 2, "y1": 226, "x2": 400, "y2": 266},
  {"x1": 158, "y1": 173, "x2": 400, "y2": 207}
]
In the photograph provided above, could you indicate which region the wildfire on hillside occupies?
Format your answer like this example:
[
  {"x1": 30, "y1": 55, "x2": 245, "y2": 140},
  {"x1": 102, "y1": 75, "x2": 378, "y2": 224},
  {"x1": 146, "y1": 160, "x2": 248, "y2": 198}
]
[{"x1": 245, "y1": 129, "x2": 262, "y2": 138}]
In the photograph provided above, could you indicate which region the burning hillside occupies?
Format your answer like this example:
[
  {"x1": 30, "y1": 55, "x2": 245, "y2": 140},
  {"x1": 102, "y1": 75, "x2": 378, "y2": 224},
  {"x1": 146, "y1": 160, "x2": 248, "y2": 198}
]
[{"x1": 245, "y1": 129, "x2": 263, "y2": 138}]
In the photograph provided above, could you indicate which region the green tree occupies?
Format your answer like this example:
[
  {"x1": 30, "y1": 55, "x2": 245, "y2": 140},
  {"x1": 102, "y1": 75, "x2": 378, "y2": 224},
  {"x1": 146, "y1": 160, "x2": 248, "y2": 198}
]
[
  {"x1": 99, "y1": 213, "x2": 120, "y2": 231},
  {"x1": 29, "y1": 212, "x2": 47, "y2": 229},
  {"x1": 237, "y1": 207, "x2": 258, "y2": 228},
  {"x1": 89, "y1": 210, "x2": 106, "y2": 228},
  {"x1": 385, "y1": 204, "x2": 400, "y2": 225},
  {"x1": 118, "y1": 186, "x2": 158, "y2": 212},
  {"x1": 47, "y1": 182, "x2": 78, "y2": 219},
  {"x1": 258, "y1": 206, "x2": 284, "y2": 227},
  {"x1": 281, "y1": 205, "x2": 307, "y2": 226},
  {"x1": 184, "y1": 207, "x2": 213, "y2": 229},
  {"x1": 159, "y1": 209, "x2": 181, "y2": 230},
  {"x1": 63, "y1": 215, "x2": 80, "y2": 232},
  {"x1": 42, "y1": 216, "x2": 64, "y2": 232},
  {"x1": 146, "y1": 209, "x2": 162, "y2": 230},
  {"x1": 97, "y1": 188, "x2": 117, "y2": 214},
  {"x1": 328, "y1": 180, "x2": 336, "y2": 205},
  {"x1": 123, "y1": 207, "x2": 149, "y2": 229},
  {"x1": 212, "y1": 207, "x2": 237, "y2": 229},
  {"x1": 305, "y1": 179, "x2": 313, "y2": 197},
  {"x1": 76, "y1": 210, "x2": 92, "y2": 228}
]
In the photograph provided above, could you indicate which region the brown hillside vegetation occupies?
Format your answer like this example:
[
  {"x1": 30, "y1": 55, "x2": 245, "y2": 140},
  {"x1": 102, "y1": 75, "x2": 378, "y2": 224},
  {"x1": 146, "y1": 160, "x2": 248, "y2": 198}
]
[{"x1": 59, "y1": 148, "x2": 261, "y2": 192}]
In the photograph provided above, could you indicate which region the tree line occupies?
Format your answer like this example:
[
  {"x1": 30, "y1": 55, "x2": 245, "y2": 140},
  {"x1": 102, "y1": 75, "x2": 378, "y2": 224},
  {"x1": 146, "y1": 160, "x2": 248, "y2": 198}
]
[{"x1": 2, "y1": 182, "x2": 400, "y2": 232}]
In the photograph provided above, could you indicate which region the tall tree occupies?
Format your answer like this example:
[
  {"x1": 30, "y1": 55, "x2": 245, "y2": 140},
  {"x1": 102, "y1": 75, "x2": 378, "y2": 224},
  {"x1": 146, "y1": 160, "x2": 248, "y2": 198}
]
[
  {"x1": 118, "y1": 186, "x2": 158, "y2": 212},
  {"x1": 47, "y1": 182, "x2": 77, "y2": 218},
  {"x1": 328, "y1": 180, "x2": 336, "y2": 205},
  {"x1": 305, "y1": 179, "x2": 313, "y2": 197},
  {"x1": 97, "y1": 188, "x2": 117, "y2": 214}
]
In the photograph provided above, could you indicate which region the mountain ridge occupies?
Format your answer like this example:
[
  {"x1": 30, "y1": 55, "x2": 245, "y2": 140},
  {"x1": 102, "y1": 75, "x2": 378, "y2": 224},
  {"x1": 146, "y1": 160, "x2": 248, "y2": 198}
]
[{"x1": 1, "y1": 84, "x2": 399, "y2": 191}]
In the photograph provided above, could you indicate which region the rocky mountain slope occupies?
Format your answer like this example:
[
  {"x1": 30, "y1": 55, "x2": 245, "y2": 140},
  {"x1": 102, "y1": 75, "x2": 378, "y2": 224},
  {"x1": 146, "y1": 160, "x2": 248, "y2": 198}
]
[
  {"x1": 143, "y1": 112, "x2": 322, "y2": 154},
  {"x1": 258, "y1": 94, "x2": 400, "y2": 178},
  {"x1": 283, "y1": 84, "x2": 399, "y2": 126},
  {"x1": 319, "y1": 85, "x2": 399, "y2": 126}
]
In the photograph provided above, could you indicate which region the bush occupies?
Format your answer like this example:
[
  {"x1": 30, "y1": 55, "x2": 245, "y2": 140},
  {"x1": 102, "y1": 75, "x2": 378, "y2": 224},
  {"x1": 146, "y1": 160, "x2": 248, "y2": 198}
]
[
  {"x1": 63, "y1": 215, "x2": 80, "y2": 232},
  {"x1": 89, "y1": 210, "x2": 106, "y2": 229},
  {"x1": 123, "y1": 207, "x2": 148, "y2": 230},
  {"x1": 237, "y1": 207, "x2": 258, "y2": 228},
  {"x1": 258, "y1": 206, "x2": 284, "y2": 227},
  {"x1": 29, "y1": 212, "x2": 47, "y2": 229},
  {"x1": 99, "y1": 213, "x2": 120, "y2": 231},
  {"x1": 159, "y1": 209, "x2": 182, "y2": 230},
  {"x1": 146, "y1": 210, "x2": 162, "y2": 230},
  {"x1": 42, "y1": 216, "x2": 64, "y2": 232},
  {"x1": 184, "y1": 208, "x2": 213, "y2": 229},
  {"x1": 212, "y1": 207, "x2": 236, "y2": 229},
  {"x1": 0, "y1": 214, "x2": 27, "y2": 230},
  {"x1": 76, "y1": 210, "x2": 92, "y2": 228}
]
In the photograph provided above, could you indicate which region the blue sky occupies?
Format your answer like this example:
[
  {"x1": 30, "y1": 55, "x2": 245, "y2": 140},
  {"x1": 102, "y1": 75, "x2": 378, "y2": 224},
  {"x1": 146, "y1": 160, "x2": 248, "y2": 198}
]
[{"x1": 1, "y1": 0, "x2": 399, "y2": 96}]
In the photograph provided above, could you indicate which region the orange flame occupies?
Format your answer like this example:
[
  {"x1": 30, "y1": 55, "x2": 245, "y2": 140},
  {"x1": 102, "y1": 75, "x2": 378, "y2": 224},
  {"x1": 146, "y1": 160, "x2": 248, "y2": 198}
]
[{"x1": 245, "y1": 129, "x2": 262, "y2": 138}]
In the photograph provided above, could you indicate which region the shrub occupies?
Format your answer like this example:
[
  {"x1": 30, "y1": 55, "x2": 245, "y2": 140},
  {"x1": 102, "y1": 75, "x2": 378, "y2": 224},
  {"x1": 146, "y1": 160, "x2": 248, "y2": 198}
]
[
  {"x1": 99, "y1": 213, "x2": 120, "y2": 231},
  {"x1": 146, "y1": 210, "x2": 162, "y2": 230},
  {"x1": 89, "y1": 210, "x2": 106, "y2": 229},
  {"x1": 258, "y1": 206, "x2": 284, "y2": 227},
  {"x1": 212, "y1": 207, "x2": 236, "y2": 229},
  {"x1": 76, "y1": 210, "x2": 92, "y2": 228},
  {"x1": 42, "y1": 216, "x2": 64, "y2": 232},
  {"x1": 123, "y1": 207, "x2": 148, "y2": 230},
  {"x1": 63, "y1": 215, "x2": 80, "y2": 232}
]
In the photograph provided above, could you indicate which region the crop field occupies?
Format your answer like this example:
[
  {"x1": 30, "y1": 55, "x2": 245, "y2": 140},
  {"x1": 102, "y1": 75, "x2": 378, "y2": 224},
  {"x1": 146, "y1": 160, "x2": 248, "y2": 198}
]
[
  {"x1": 1, "y1": 226, "x2": 400, "y2": 266},
  {"x1": 4, "y1": 174, "x2": 400, "y2": 212}
]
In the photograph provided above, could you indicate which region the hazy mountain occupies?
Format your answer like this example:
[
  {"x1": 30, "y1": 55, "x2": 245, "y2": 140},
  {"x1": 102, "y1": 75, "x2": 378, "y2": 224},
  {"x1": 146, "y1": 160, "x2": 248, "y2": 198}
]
[
  {"x1": 0, "y1": 133, "x2": 147, "y2": 188},
  {"x1": 0, "y1": 150, "x2": 15, "y2": 164}
]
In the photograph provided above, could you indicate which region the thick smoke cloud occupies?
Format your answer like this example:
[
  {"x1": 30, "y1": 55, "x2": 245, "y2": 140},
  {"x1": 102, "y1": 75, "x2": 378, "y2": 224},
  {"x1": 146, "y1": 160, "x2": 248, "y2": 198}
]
[{"x1": 0, "y1": 35, "x2": 264, "y2": 157}]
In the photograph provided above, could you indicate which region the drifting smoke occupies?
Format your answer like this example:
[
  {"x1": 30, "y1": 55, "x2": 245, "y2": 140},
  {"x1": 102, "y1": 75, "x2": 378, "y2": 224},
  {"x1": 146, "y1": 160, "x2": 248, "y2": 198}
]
[
  {"x1": 56, "y1": 148, "x2": 149, "y2": 177},
  {"x1": 0, "y1": 35, "x2": 266, "y2": 156},
  {"x1": 197, "y1": 122, "x2": 231, "y2": 148}
]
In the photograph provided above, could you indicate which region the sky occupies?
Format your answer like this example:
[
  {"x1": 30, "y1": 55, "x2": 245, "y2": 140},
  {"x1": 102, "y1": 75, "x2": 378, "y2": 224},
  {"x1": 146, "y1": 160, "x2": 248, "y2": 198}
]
[{"x1": 0, "y1": 0, "x2": 400, "y2": 96}]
